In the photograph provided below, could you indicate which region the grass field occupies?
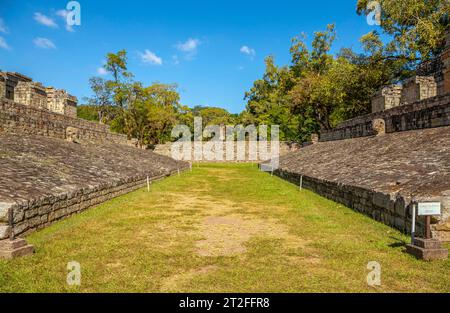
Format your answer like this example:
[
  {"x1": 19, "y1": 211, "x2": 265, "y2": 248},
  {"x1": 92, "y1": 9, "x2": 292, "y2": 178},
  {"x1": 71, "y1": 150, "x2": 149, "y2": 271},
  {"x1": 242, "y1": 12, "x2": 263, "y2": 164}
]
[{"x1": 0, "y1": 163, "x2": 448, "y2": 292}]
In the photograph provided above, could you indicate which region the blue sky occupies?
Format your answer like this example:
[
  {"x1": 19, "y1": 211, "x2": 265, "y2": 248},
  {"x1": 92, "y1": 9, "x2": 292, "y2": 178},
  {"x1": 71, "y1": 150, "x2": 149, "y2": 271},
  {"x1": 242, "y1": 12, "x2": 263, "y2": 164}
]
[{"x1": 0, "y1": 0, "x2": 381, "y2": 113}]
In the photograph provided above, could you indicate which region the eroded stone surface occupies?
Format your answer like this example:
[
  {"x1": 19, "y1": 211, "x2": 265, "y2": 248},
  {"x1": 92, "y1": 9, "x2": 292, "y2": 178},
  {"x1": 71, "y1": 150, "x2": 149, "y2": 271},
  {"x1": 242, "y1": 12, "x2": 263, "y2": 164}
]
[
  {"x1": 271, "y1": 126, "x2": 450, "y2": 240},
  {"x1": 0, "y1": 133, "x2": 188, "y2": 238}
]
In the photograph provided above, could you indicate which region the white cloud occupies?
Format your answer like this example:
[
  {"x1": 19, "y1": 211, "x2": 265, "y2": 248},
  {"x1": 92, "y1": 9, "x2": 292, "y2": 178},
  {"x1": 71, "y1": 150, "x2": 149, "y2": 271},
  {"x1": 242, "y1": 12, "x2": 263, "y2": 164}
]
[
  {"x1": 34, "y1": 12, "x2": 58, "y2": 28},
  {"x1": 0, "y1": 36, "x2": 10, "y2": 50},
  {"x1": 139, "y1": 50, "x2": 163, "y2": 65},
  {"x1": 0, "y1": 18, "x2": 8, "y2": 33},
  {"x1": 56, "y1": 9, "x2": 68, "y2": 19},
  {"x1": 97, "y1": 67, "x2": 108, "y2": 75},
  {"x1": 56, "y1": 10, "x2": 74, "y2": 32},
  {"x1": 33, "y1": 37, "x2": 56, "y2": 49},
  {"x1": 240, "y1": 45, "x2": 256, "y2": 58},
  {"x1": 176, "y1": 38, "x2": 201, "y2": 52}
]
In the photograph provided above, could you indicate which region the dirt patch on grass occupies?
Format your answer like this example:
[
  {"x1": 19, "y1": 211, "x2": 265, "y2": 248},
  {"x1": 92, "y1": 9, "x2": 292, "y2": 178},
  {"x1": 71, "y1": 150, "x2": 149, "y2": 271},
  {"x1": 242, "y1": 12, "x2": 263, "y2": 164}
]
[
  {"x1": 195, "y1": 215, "x2": 310, "y2": 257},
  {"x1": 160, "y1": 265, "x2": 218, "y2": 292}
]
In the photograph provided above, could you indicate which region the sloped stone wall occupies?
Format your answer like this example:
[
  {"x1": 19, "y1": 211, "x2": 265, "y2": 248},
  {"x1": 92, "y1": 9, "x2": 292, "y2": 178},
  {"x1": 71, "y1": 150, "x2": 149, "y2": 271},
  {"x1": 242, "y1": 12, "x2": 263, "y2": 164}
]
[
  {"x1": 267, "y1": 125, "x2": 450, "y2": 241},
  {"x1": 273, "y1": 169, "x2": 421, "y2": 237},
  {"x1": 1, "y1": 172, "x2": 177, "y2": 239},
  {"x1": 0, "y1": 133, "x2": 189, "y2": 241}
]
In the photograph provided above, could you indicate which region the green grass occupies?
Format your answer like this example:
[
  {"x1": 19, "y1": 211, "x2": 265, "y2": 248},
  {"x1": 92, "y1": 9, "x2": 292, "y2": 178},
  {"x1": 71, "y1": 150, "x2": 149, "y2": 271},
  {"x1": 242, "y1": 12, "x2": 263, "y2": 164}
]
[{"x1": 0, "y1": 163, "x2": 449, "y2": 292}]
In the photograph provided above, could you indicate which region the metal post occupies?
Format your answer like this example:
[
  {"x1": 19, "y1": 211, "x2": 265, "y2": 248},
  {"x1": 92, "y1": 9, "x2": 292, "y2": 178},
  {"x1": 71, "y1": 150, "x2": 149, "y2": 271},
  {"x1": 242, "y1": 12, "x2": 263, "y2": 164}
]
[
  {"x1": 411, "y1": 201, "x2": 416, "y2": 245},
  {"x1": 146, "y1": 176, "x2": 150, "y2": 192},
  {"x1": 299, "y1": 175, "x2": 303, "y2": 191},
  {"x1": 425, "y1": 216, "x2": 431, "y2": 239}
]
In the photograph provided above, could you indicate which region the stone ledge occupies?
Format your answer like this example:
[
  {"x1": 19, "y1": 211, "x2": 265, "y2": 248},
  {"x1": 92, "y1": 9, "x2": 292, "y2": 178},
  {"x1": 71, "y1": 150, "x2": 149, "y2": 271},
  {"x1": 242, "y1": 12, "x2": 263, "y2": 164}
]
[
  {"x1": 0, "y1": 238, "x2": 34, "y2": 260},
  {"x1": 320, "y1": 93, "x2": 450, "y2": 142},
  {"x1": 406, "y1": 244, "x2": 448, "y2": 261}
]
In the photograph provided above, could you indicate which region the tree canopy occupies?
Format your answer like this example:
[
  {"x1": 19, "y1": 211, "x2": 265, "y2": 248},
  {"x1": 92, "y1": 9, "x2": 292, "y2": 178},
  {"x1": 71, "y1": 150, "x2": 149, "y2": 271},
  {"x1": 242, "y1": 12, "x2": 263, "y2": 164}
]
[{"x1": 81, "y1": 1, "x2": 449, "y2": 146}]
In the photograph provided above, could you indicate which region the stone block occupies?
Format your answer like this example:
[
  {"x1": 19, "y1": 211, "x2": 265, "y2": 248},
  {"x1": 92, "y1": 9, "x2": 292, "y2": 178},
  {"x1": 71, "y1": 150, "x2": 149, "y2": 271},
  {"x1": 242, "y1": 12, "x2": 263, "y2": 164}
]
[
  {"x1": 406, "y1": 243, "x2": 448, "y2": 261},
  {"x1": 371, "y1": 85, "x2": 402, "y2": 113},
  {"x1": 66, "y1": 126, "x2": 80, "y2": 143},
  {"x1": 0, "y1": 239, "x2": 34, "y2": 260},
  {"x1": 413, "y1": 238, "x2": 443, "y2": 249},
  {"x1": 13, "y1": 208, "x2": 24, "y2": 223},
  {"x1": 0, "y1": 202, "x2": 13, "y2": 223},
  {"x1": 46, "y1": 87, "x2": 78, "y2": 117},
  {"x1": 444, "y1": 66, "x2": 450, "y2": 95},
  {"x1": 0, "y1": 225, "x2": 11, "y2": 240},
  {"x1": 13, "y1": 221, "x2": 28, "y2": 235},
  {"x1": 13, "y1": 81, "x2": 48, "y2": 110},
  {"x1": 373, "y1": 192, "x2": 391, "y2": 209},
  {"x1": 401, "y1": 76, "x2": 437, "y2": 105},
  {"x1": 372, "y1": 118, "x2": 385, "y2": 135}
]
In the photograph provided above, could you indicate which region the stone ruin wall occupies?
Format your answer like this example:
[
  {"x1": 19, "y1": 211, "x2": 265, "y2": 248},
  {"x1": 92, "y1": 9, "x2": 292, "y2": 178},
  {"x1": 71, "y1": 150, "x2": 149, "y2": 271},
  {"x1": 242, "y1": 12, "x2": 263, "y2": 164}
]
[
  {"x1": 371, "y1": 28, "x2": 450, "y2": 114},
  {"x1": 0, "y1": 98, "x2": 138, "y2": 147},
  {"x1": 0, "y1": 72, "x2": 138, "y2": 147},
  {"x1": 401, "y1": 76, "x2": 438, "y2": 105},
  {"x1": 46, "y1": 87, "x2": 77, "y2": 118},
  {"x1": 153, "y1": 141, "x2": 301, "y2": 162},
  {"x1": 321, "y1": 93, "x2": 450, "y2": 142},
  {"x1": 371, "y1": 76, "x2": 439, "y2": 113},
  {"x1": 371, "y1": 85, "x2": 402, "y2": 113},
  {"x1": 0, "y1": 72, "x2": 78, "y2": 118},
  {"x1": 443, "y1": 28, "x2": 450, "y2": 95},
  {"x1": 14, "y1": 81, "x2": 48, "y2": 111}
]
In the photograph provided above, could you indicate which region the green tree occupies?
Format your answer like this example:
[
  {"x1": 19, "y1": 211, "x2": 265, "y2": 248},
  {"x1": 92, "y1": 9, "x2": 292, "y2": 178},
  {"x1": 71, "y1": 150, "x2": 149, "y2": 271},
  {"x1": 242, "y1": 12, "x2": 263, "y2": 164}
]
[
  {"x1": 77, "y1": 105, "x2": 100, "y2": 121},
  {"x1": 244, "y1": 56, "x2": 300, "y2": 141},
  {"x1": 84, "y1": 77, "x2": 116, "y2": 123},
  {"x1": 357, "y1": 0, "x2": 449, "y2": 62},
  {"x1": 87, "y1": 50, "x2": 188, "y2": 146},
  {"x1": 194, "y1": 106, "x2": 235, "y2": 126}
]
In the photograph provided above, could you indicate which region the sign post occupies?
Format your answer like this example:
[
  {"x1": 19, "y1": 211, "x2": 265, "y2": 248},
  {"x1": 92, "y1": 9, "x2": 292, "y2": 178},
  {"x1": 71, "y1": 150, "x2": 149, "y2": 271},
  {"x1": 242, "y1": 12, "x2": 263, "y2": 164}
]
[
  {"x1": 406, "y1": 201, "x2": 448, "y2": 260},
  {"x1": 417, "y1": 202, "x2": 441, "y2": 239},
  {"x1": 411, "y1": 201, "x2": 416, "y2": 245}
]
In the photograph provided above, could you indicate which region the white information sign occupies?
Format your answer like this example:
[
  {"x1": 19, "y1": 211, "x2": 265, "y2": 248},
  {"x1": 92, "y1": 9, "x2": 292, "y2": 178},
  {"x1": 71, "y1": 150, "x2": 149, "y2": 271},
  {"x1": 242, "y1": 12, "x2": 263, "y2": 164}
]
[{"x1": 417, "y1": 202, "x2": 441, "y2": 216}]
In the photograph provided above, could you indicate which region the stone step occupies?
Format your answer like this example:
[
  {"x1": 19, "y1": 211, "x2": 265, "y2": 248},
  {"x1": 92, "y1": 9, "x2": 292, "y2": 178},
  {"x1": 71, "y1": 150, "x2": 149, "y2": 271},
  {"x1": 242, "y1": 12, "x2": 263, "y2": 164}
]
[
  {"x1": 0, "y1": 244, "x2": 34, "y2": 260},
  {"x1": 0, "y1": 238, "x2": 34, "y2": 260},
  {"x1": 406, "y1": 244, "x2": 448, "y2": 261},
  {"x1": 413, "y1": 238, "x2": 442, "y2": 249},
  {"x1": 0, "y1": 238, "x2": 28, "y2": 250}
]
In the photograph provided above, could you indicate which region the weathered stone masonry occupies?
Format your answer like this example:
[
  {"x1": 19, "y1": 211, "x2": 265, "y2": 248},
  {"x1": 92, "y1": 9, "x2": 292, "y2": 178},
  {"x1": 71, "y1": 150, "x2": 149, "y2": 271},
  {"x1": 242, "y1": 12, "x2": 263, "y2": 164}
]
[
  {"x1": 321, "y1": 93, "x2": 450, "y2": 142},
  {"x1": 0, "y1": 173, "x2": 177, "y2": 240},
  {"x1": 0, "y1": 99, "x2": 137, "y2": 147},
  {"x1": 267, "y1": 124, "x2": 450, "y2": 242},
  {"x1": 153, "y1": 141, "x2": 301, "y2": 161},
  {"x1": 0, "y1": 72, "x2": 77, "y2": 117},
  {"x1": 0, "y1": 133, "x2": 189, "y2": 251},
  {"x1": 274, "y1": 170, "x2": 422, "y2": 237}
]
